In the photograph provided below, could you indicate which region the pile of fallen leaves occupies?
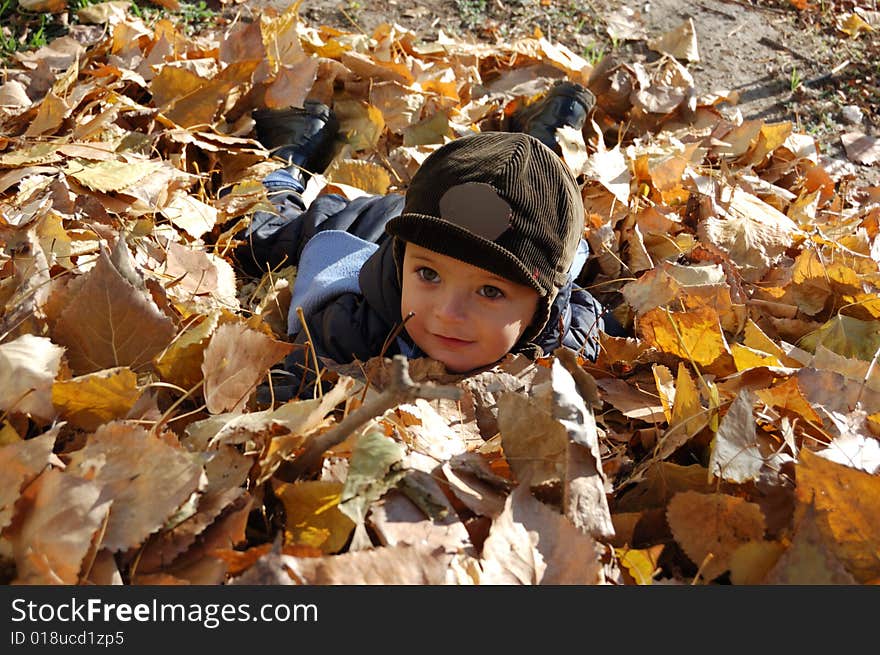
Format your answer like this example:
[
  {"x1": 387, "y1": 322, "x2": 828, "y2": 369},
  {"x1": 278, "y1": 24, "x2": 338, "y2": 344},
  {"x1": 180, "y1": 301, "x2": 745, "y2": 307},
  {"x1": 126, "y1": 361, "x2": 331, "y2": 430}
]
[{"x1": 1, "y1": 2, "x2": 879, "y2": 585}]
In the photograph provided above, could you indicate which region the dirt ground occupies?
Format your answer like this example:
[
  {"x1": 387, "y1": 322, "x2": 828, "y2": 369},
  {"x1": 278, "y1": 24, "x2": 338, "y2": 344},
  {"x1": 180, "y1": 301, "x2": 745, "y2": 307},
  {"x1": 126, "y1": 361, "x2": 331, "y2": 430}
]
[{"x1": 249, "y1": 0, "x2": 879, "y2": 185}]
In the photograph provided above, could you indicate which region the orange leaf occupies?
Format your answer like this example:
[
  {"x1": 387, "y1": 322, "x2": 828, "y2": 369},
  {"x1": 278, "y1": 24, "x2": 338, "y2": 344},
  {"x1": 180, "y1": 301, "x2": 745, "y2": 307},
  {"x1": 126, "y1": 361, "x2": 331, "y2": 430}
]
[
  {"x1": 794, "y1": 449, "x2": 880, "y2": 583},
  {"x1": 666, "y1": 491, "x2": 765, "y2": 582}
]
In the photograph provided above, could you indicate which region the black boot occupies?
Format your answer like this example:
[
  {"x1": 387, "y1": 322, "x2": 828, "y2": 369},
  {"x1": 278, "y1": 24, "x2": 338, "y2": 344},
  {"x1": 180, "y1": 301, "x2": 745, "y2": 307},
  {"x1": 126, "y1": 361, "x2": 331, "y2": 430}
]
[
  {"x1": 507, "y1": 80, "x2": 595, "y2": 154},
  {"x1": 252, "y1": 100, "x2": 340, "y2": 184}
]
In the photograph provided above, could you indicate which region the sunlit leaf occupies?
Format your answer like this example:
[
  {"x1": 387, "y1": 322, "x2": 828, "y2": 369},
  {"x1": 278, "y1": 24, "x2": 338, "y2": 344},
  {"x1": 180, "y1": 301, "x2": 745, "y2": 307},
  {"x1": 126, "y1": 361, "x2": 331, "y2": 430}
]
[{"x1": 52, "y1": 366, "x2": 141, "y2": 431}]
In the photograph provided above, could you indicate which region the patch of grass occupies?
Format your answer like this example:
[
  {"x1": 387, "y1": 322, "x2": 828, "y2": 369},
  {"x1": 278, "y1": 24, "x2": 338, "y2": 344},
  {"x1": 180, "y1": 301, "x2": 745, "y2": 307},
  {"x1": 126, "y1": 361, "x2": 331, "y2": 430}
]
[
  {"x1": 0, "y1": 0, "x2": 221, "y2": 64},
  {"x1": 582, "y1": 42, "x2": 606, "y2": 66},
  {"x1": 454, "y1": 0, "x2": 488, "y2": 31},
  {"x1": 789, "y1": 66, "x2": 803, "y2": 92}
]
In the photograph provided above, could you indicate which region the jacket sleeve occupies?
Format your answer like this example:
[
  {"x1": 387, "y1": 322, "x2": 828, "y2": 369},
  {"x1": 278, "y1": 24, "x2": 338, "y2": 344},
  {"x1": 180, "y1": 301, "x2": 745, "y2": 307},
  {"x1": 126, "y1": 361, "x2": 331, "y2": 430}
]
[
  {"x1": 233, "y1": 168, "x2": 404, "y2": 278},
  {"x1": 278, "y1": 290, "x2": 397, "y2": 398},
  {"x1": 561, "y1": 287, "x2": 605, "y2": 360}
]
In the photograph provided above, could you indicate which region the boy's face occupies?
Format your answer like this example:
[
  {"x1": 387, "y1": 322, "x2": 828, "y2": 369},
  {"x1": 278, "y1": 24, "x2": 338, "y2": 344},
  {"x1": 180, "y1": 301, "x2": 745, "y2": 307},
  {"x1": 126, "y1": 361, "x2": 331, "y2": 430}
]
[{"x1": 400, "y1": 243, "x2": 539, "y2": 373}]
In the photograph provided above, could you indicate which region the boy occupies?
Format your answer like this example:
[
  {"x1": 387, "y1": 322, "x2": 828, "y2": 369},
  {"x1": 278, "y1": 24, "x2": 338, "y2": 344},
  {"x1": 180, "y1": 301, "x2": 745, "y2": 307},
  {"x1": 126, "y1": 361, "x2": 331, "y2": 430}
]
[{"x1": 236, "y1": 88, "x2": 607, "y2": 398}]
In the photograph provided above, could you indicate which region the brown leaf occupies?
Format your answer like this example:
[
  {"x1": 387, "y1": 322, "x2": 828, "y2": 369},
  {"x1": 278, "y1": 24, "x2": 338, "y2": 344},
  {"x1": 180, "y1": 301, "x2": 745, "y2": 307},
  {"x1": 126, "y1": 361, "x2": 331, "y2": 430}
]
[
  {"x1": 9, "y1": 469, "x2": 111, "y2": 584},
  {"x1": 480, "y1": 484, "x2": 605, "y2": 584},
  {"x1": 51, "y1": 245, "x2": 176, "y2": 374},
  {"x1": 368, "y1": 489, "x2": 472, "y2": 555},
  {"x1": 441, "y1": 452, "x2": 511, "y2": 519},
  {"x1": 666, "y1": 491, "x2": 766, "y2": 582},
  {"x1": 65, "y1": 422, "x2": 205, "y2": 552},
  {"x1": 616, "y1": 462, "x2": 717, "y2": 512},
  {"x1": 794, "y1": 448, "x2": 880, "y2": 583},
  {"x1": 282, "y1": 543, "x2": 453, "y2": 584},
  {"x1": 764, "y1": 502, "x2": 857, "y2": 584},
  {"x1": 201, "y1": 322, "x2": 294, "y2": 413},
  {"x1": 698, "y1": 185, "x2": 800, "y2": 282},
  {"x1": 0, "y1": 431, "x2": 57, "y2": 532},
  {"x1": 841, "y1": 131, "x2": 880, "y2": 165}
]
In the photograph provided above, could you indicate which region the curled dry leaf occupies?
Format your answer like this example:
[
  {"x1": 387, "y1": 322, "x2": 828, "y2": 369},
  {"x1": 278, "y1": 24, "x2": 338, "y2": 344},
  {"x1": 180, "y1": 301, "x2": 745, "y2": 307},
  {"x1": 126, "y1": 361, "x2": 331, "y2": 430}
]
[
  {"x1": 368, "y1": 489, "x2": 473, "y2": 555},
  {"x1": 709, "y1": 389, "x2": 766, "y2": 484}
]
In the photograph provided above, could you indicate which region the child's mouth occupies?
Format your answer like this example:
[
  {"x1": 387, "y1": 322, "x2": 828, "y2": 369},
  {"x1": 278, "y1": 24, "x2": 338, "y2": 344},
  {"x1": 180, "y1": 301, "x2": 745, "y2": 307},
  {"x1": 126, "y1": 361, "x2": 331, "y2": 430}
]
[{"x1": 431, "y1": 333, "x2": 473, "y2": 348}]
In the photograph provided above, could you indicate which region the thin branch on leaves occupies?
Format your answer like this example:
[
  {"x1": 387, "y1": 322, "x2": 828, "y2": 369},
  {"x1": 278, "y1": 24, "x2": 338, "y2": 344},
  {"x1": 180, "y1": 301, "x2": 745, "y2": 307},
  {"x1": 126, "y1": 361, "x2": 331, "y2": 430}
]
[{"x1": 274, "y1": 355, "x2": 462, "y2": 482}]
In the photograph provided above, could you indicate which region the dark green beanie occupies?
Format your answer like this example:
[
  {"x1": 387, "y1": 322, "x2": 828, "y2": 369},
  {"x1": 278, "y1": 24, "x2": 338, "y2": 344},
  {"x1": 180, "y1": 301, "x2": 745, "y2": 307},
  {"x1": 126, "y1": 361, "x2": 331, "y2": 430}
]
[{"x1": 386, "y1": 131, "x2": 585, "y2": 344}]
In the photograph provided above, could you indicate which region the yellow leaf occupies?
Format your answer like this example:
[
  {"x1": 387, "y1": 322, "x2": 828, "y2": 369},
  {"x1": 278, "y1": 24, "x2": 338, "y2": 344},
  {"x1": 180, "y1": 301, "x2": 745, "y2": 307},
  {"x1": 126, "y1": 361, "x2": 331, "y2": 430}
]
[
  {"x1": 52, "y1": 367, "x2": 141, "y2": 432},
  {"x1": 743, "y1": 318, "x2": 801, "y2": 366},
  {"x1": 616, "y1": 545, "x2": 664, "y2": 584},
  {"x1": 840, "y1": 13, "x2": 873, "y2": 37},
  {"x1": 795, "y1": 449, "x2": 880, "y2": 583},
  {"x1": 154, "y1": 311, "x2": 223, "y2": 389},
  {"x1": 670, "y1": 362, "x2": 703, "y2": 434},
  {"x1": 260, "y1": 0, "x2": 307, "y2": 71},
  {"x1": 729, "y1": 540, "x2": 785, "y2": 584},
  {"x1": 325, "y1": 159, "x2": 392, "y2": 195},
  {"x1": 638, "y1": 304, "x2": 729, "y2": 367},
  {"x1": 273, "y1": 481, "x2": 355, "y2": 554},
  {"x1": 334, "y1": 99, "x2": 385, "y2": 152},
  {"x1": 64, "y1": 160, "x2": 163, "y2": 193},
  {"x1": 402, "y1": 110, "x2": 452, "y2": 147},
  {"x1": 731, "y1": 343, "x2": 783, "y2": 371}
]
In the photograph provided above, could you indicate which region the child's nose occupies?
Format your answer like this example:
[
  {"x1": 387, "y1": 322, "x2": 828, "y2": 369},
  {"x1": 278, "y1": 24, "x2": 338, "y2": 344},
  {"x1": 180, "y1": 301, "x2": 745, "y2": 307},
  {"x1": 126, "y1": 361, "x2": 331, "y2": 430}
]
[{"x1": 435, "y1": 288, "x2": 469, "y2": 322}]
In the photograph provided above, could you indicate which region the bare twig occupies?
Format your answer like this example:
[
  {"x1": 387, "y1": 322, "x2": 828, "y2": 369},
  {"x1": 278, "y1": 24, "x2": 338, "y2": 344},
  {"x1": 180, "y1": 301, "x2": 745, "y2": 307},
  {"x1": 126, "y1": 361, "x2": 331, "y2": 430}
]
[{"x1": 273, "y1": 355, "x2": 462, "y2": 481}]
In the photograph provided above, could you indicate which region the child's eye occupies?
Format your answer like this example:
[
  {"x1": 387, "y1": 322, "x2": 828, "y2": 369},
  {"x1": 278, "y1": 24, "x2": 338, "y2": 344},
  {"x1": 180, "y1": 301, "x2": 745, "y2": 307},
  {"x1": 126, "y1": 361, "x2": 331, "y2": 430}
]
[
  {"x1": 416, "y1": 267, "x2": 439, "y2": 282},
  {"x1": 478, "y1": 285, "x2": 505, "y2": 299}
]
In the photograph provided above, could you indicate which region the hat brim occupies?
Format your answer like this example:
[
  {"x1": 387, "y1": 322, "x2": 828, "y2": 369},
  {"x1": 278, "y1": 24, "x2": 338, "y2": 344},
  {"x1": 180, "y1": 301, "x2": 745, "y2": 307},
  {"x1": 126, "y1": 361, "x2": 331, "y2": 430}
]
[{"x1": 386, "y1": 212, "x2": 548, "y2": 297}]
